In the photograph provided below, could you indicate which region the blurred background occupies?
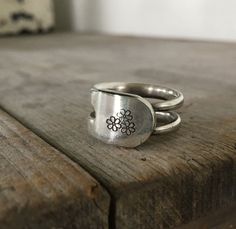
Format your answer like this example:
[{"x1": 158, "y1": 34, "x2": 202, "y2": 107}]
[
  {"x1": 55, "y1": 0, "x2": 236, "y2": 41},
  {"x1": 1, "y1": 0, "x2": 236, "y2": 41}
]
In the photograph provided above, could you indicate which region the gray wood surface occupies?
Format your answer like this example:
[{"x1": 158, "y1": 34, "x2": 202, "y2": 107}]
[
  {"x1": 0, "y1": 109, "x2": 109, "y2": 229},
  {"x1": 178, "y1": 203, "x2": 236, "y2": 229},
  {"x1": 0, "y1": 33, "x2": 236, "y2": 228}
]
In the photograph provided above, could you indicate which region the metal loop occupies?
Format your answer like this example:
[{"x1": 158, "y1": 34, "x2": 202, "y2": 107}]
[
  {"x1": 153, "y1": 111, "x2": 181, "y2": 134},
  {"x1": 93, "y1": 82, "x2": 184, "y2": 111}
]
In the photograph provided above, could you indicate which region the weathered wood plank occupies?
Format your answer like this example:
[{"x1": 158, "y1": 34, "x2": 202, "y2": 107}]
[
  {"x1": 0, "y1": 109, "x2": 109, "y2": 229},
  {"x1": 177, "y1": 203, "x2": 236, "y2": 229},
  {"x1": 0, "y1": 34, "x2": 236, "y2": 228}
]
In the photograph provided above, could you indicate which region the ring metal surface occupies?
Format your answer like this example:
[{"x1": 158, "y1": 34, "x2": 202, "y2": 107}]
[
  {"x1": 94, "y1": 82, "x2": 184, "y2": 111},
  {"x1": 154, "y1": 111, "x2": 181, "y2": 134},
  {"x1": 88, "y1": 82, "x2": 184, "y2": 148}
]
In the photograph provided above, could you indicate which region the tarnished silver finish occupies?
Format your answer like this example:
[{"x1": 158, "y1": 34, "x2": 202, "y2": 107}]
[{"x1": 88, "y1": 82, "x2": 184, "y2": 148}]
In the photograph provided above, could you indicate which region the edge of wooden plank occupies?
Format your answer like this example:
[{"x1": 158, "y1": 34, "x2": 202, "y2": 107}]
[{"x1": 0, "y1": 109, "x2": 110, "y2": 229}]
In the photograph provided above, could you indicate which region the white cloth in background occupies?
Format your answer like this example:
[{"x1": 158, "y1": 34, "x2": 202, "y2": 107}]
[{"x1": 0, "y1": 0, "x2": 54, "y2": 34}]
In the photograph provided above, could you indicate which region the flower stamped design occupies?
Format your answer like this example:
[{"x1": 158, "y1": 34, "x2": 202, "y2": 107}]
[
  {"x1": 121, "y1": 121, "x2": 135, "y2": 136},
  {"x1": 117, "y1": 109, "x2": 133, "y2": 122},
  {"x1": 106, "y1": 116, "x2": 121, "y2": 131},
  {"x1": 106, "y1": 109, "x2": 136, "y2": 135}
]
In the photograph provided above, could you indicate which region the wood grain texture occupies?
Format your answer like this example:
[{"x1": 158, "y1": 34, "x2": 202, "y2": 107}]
[
  {"x1": 177, "y1": 202, "x2": 236, "y2": 229},
  {"x1": 0, "y1": 33, "x2": 236, "y2": 228},
  {"x1": 0, "y1": 109, "x2": 109, "y2": 229}
]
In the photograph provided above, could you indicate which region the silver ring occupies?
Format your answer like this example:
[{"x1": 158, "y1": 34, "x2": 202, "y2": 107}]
[{"x1": 88, "y1": 82, "x2": 184, "y2": 148}]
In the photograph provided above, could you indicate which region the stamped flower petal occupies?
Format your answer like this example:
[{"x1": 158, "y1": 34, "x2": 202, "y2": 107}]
[
  {"x1": 120, "y1": 109, "x2": 125, "y2": 115},
  {"x1": 112, "y1": 125, "x2": 118, "y2": 131},
  {"x1": 106, "y1": 119, "x2": 112, "y2": 124},
  {"x1": 115, "y1": 118, "x2": 120, "y2": 124},
  {"x1": 122, "y1": 120, "x2": 130, "y2": 126},
  {"x1": 107, "y1": 124, "x2": 113, "y2": 129},
  {"x1": 126, "y1": 129, "x2": 131, "y2": 135},
  {"x1": 125, "y1": 110, "x2": 131, "y2": 116},
  {"x1": 126, "y1": 115, "x2": 133, "y2": 120},
  {"x1": 110, "y1": 116, "x2": 115, "y2": 122},
  {"x1": 121, "y1": 128, "x2": 127, "y2": 133},
  {"x1": 129, "y1": 122, "x2": 135, "y2": 128},
  {"x1": 129, "y1": 128, "x2": 135, "y2": 133},
  {"x1": 116, "y1": 123, "x2": 121, "y2": 129}
]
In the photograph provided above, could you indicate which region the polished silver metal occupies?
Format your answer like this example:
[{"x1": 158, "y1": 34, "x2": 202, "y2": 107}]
[
  {"x1": 154, "y1": 111, "x2": 181, "y2": 134},
  {"x1": 88, "y1": 82, "x2": 184, "y2": 148},
  {"x1": 94, "y1": 82, "x2": 184, "y2": 111}
]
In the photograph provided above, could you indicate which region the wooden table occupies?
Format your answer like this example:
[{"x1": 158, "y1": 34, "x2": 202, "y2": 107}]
[{"x1": 0, "y1": 33, "x2": 235, "y2": 229}]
